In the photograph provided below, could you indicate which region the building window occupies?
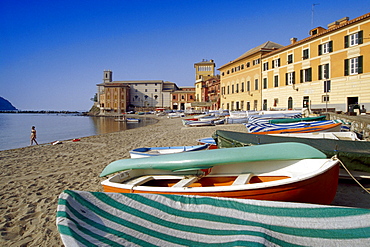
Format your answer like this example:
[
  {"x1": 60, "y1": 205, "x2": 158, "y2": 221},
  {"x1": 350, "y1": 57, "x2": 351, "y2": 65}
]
[
  {"x1": 285, "y1": 72, "x2": 295, "y2": 85},
  {"x1": 318, "y1": 64, "x2": 330, "y2": 79},
  {"x1": 324, "y1": 80, "x2": 331, "y2": 93},
  {"x1": 232, "y1": 85, "x2": 234, "y2": 94},
  {"x1": 263, "y1": 62, "x2": 269, "y2": 71},
  {"x1": 247, "y1": 81, "x2": 250, "y2": 92},
  {"x1": 274, "y1": 75, "x2": 279, "y2": 87},
  {"x1": 272, "y1": 58, "x2": 280, "y2": 68},
  {"x1": 190, "y1": 95, "x2": 193, "y2": 99},
  {"x1": 145, "y1": 89, "x2": 147, "y2": 92},
  {"x1": 273, "y1": 98, "x2": 278, "y2": 107},
  {"x1": 345, "y1": 31, "x2": 363, "y2": 47},
  {"x1": 227, "y1": 86, "x2": 230, "y2": 94},
  {"x1": 155, "y1": 89, "x2": 157, "y2": 92},
  {"x1": 246, "y1": 62, "x2": 250, "y2": 68},
  {"x1": 173, "y1": 95, "x2": 176, "y2": 100},
  {"x1": 263, "y1": 78, "x2": 267, "y2": 89},
  {"x1": 319, "y1": 41, "x2": 333, "y2": 55},
  {"x1": 300, "y1": 68, "x2": 312, "y2": 82},
  {"x1": 241, "y1": 82, "x2": 244, "y2": 92},
  {"x1": 303, "y1": 49, "x2": 309, "y2": 59},
  {"x1": 322, "y1": 95, "x2": 330, "y2": 102},
  {"x1": 254, "y1": 79, "x2": 258, "y2": 90},
  {"x1": 253, "y1": 59, "x2": 260, "y2": 65},
  {"x1": 345, "y1": 56, "x2": 363, "y2": 75},
  {"x1": 241, "y1": 64, "x2": 244, "y2": 69},
  {"x1": 287, "y1": 54, "x2": 293, "y2": 64},
  {"x1": 236, "y1": 84, "x2": 239, "y2": 93}
]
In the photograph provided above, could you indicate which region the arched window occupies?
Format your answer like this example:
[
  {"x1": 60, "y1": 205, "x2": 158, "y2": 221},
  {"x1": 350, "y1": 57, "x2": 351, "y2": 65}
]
[{"x1": 288, "y1": 97, "x2": 293, "y2": 109}]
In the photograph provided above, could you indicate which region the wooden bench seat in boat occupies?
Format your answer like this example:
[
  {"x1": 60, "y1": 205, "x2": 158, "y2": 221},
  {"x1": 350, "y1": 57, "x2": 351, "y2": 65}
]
[
  {"x1": 232, "y1": 173, "x2": 253, "y2": 185},
  {"x1": 172, "y1": 176, "x2": 200, "y2": 188},
  {"x1": 126, "y1": 176, "x2": 154, "y2": 186}
]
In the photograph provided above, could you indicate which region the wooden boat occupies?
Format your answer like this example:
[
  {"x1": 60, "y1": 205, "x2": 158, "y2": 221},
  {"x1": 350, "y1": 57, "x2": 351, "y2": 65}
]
[
  {"x1": 100, "y1": 143, "x2": 339, "y2": 204},
  {"x1": 57, "y1": 190, "x2": 370, "y2": 247},
  {"x1": 270, "y1": 131, "x2": 362, "y2": 141},
  {"x1": 213, "y1": 130, "x2": 370, "y2": 173},
  {"x1": 196, "y1": 137, "x2": 217, "y2": 149},
  {"x1": 129, "y1": 144, "x2": 209, "y2": 158},
  {"x1": 244, "y1": 120, "x2": 341, "y2": 134}
]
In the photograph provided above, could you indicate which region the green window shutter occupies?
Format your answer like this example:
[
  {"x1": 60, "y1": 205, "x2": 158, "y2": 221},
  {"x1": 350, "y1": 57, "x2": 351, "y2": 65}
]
[
  {"x1": 292, "y1": 72, "x2": 295, "y2": 84},
  {"x1": 272, "y1": 61, "x2": 275, "y2": 69},
  {"x1": 344, "y1": 35, "x2": 349, "y2": 48},
  {"x1": 308, "y1": 68, "x2": 312, "y2": 82},
  {"x1": 318, "y1": 65, "x2": 322, "y2": 80},
  {"x1": 329, "y1": 41, "x2": 333, "y2": 52},
  {"x1": 278, "y1": 58, "x2": 280, "y2": 67},
  {"x1": 358, "y1": 31, "x2": 363, "y2": 44},
  {"x1": 325, "y1": 64, "x2": 330, "y2": 79},
  {"x1": 300, "y1": 70, "x2": 303, "y2": 83},
  {"x1": 318, "y1": 44, "x2": 322, "y2": 55},
  {"x1": 344, "y1": 59, "x2": 349, "y2": 76},
  {"x1": 358, "y1": 56, "x2": 363, "y2": 74}
]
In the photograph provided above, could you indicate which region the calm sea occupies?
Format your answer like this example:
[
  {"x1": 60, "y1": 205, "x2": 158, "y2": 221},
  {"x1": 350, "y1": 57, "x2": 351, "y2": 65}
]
[{"x1": 0, "y1": 113, "x2": 157, "y2": 151}]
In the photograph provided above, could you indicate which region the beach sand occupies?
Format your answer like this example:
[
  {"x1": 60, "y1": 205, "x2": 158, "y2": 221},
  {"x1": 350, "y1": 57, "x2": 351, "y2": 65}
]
[{"x1": 1, "y1": 116, "x2": 369, "y2": 246}]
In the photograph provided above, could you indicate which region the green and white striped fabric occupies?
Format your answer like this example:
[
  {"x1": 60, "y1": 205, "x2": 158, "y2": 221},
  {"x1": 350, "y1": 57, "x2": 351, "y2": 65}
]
[{"x1": 57, "y1": 190, "x2": 370, "y2": 247}]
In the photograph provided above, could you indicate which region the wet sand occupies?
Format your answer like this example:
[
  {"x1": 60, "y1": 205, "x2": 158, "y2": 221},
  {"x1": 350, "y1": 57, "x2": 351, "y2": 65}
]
[{"x1": 0, "y1": 116, "x2": 369, "y2": 246}]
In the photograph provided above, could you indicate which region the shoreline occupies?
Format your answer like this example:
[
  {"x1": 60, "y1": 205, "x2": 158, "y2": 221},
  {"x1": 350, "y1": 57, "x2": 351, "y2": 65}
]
[{"x1": 1, "y1": 116, "x2": 369, "y2": 246}]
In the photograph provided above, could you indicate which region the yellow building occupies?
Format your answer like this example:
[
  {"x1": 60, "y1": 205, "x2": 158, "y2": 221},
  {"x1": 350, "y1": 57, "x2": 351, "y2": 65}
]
[
  {"x1": 219, "y1": 12, "x2": 370, "y2": 113},
  {"x1": 219, "y1": 42, "x2": 283, "y2": 110},
  {"x1": 262, "y1": 13, "x2": 370, "y2": 112}
]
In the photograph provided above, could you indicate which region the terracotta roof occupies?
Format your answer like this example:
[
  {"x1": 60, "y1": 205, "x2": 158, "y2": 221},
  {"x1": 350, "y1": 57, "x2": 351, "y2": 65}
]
[{"x1": 219, "y1": 41, "x2": 283, "y2": 69}]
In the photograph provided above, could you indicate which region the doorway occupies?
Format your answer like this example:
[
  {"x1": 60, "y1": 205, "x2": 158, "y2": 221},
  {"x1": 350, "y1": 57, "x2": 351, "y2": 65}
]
[{"x1": 347, "y1": 97, "x2": 358, "y2": 112}]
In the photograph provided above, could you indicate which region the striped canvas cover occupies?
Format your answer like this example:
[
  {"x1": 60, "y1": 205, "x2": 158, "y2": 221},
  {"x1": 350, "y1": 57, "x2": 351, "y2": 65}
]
[
  {"x1": 57, "y1": 190, "x2": 370, "y2": 247},
  {"x1": 244, "y1": 120, "x2": 339, "y2": 133}
]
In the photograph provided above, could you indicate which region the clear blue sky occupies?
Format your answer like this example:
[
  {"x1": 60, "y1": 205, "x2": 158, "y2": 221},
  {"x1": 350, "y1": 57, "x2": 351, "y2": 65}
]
[{"x1": 1, "y1": 0, "x2": 369, "y2": 111}]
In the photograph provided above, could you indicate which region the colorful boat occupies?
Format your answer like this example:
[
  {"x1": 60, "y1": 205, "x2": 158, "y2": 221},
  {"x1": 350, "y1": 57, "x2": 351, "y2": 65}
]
[
  {"x1": 213, "y1": 130, "x2": 370, "y2": 172},
  {"x1": 129, "y1": 144, "x2": 209, "y2": 158},
  {"x1": 244, "y1": 120, "x2": 341, "y2": 134},
  {"x1": 269, "y1": 115, "x2": 326, "y2": 123},
  {"x1": 57, "y1": 190, "x2": 370, "y2": 247},
  {"x1": 182, "y1": 120, "x2": 215, "y2": 127},
  {"x1": 196, "y1": 137, "x2": 217, "y2": 149},
  {"x1": 100, "y1": 143, "x2": 339, "y2": 204}
]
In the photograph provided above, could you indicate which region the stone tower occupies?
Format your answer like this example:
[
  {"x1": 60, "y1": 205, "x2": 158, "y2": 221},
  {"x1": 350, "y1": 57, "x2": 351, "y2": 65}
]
[{"x1": 103, "y1": 70, "x2": 112, "y2": 83}]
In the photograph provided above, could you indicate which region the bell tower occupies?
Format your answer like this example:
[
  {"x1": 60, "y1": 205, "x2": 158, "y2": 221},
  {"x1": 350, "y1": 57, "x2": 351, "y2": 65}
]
[
  {"x1": 103, "y1": 70, "x2": 112, "y2": 83},
  {"x1": 194, "y1": 59, "x2": 215, "y2": 81}
]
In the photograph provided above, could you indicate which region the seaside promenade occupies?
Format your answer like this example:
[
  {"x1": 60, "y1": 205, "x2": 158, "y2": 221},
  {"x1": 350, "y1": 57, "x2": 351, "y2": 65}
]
[{"x1": 0, "y1": 116, "x2": 369, "y2": 246}]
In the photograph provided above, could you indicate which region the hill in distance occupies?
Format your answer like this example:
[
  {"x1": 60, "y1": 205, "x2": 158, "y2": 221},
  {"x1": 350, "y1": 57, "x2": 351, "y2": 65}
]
[{"x1": 0, "y1": 96, "x2": 18, "y2": 110}]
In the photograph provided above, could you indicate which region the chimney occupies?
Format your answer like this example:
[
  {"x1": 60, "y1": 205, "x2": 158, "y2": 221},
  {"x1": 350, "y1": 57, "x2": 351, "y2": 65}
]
[{"x1": 290, "y1": 37, "x2": 297, "y2": 44}]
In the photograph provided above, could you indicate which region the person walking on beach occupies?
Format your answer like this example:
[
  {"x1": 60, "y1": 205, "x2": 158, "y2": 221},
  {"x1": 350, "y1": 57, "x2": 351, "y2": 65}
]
[{"x1": 30, "y1": 126, "x2": 38, "y2": 145}]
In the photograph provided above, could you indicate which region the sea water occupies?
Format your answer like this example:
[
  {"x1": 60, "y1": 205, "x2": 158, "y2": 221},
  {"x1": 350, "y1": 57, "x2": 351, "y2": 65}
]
[{"x1": 0, "y1": 113, "x2": 157, "y2": 151}]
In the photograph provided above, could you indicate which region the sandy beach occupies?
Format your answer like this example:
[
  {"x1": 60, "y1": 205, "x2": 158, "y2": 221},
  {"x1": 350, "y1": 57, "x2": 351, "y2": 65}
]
[{"x1": 1, "y1": 116, "x2": 369, "y2": 246}]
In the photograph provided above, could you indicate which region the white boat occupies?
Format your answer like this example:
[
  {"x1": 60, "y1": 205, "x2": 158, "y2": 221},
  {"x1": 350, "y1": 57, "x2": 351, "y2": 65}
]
[
  {"x1": 270, "y1": 131, "x2": 362, "y2": 141},
  {"x1": 100, "y1": 143, "x2": 340, "y2": 205},
  {"x1": 183, "y1": 120, "x2": 215, "y2": 127},
  {"x1": 129, "y1": 144, "x2": 209, "y2": 158}
]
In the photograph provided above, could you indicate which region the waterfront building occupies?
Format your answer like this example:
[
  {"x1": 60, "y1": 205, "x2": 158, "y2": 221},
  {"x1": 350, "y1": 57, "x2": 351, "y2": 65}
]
[
  {"x1": 219, "y1": 42, "x2": 283, "y2": 111},
  {"x1": 193, "y1": 59, "x2": 218, "y2": 111},
  {"x1": 170, "y1": 86, "x2": 195, "y2": 110},
  {"x1": 261, "y1": 13, "x2": 370, "y2": 112},
  {"x1": 218, "y1": 12, "x2": 370, "y2": 113},
  {"x1": 97, "y1": 70, "x2": 177, "y2": 114}
]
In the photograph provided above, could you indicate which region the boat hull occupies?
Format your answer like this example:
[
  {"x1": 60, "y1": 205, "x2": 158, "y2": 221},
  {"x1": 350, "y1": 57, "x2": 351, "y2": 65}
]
[
  {"x1": 129, "y1": 144, "x2": 209, "y2": 158},
  {"x1": 247, "y1": 122, "x2": 341, "y2": 134},
  {"x1": 102, "y1": 159, "x2": 339, "y2": 205}
]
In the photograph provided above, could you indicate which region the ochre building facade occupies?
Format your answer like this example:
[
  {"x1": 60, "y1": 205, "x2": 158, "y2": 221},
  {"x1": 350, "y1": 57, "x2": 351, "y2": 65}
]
[{"x1": 219, "y1": 12, "x2": 370, "y2": 113}]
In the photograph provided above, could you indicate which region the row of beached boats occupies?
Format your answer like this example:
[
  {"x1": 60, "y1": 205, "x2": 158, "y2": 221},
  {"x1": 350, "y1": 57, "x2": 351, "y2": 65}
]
[{"x1": 56, "y1": 110, "x2": 370, "y2": 246}]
